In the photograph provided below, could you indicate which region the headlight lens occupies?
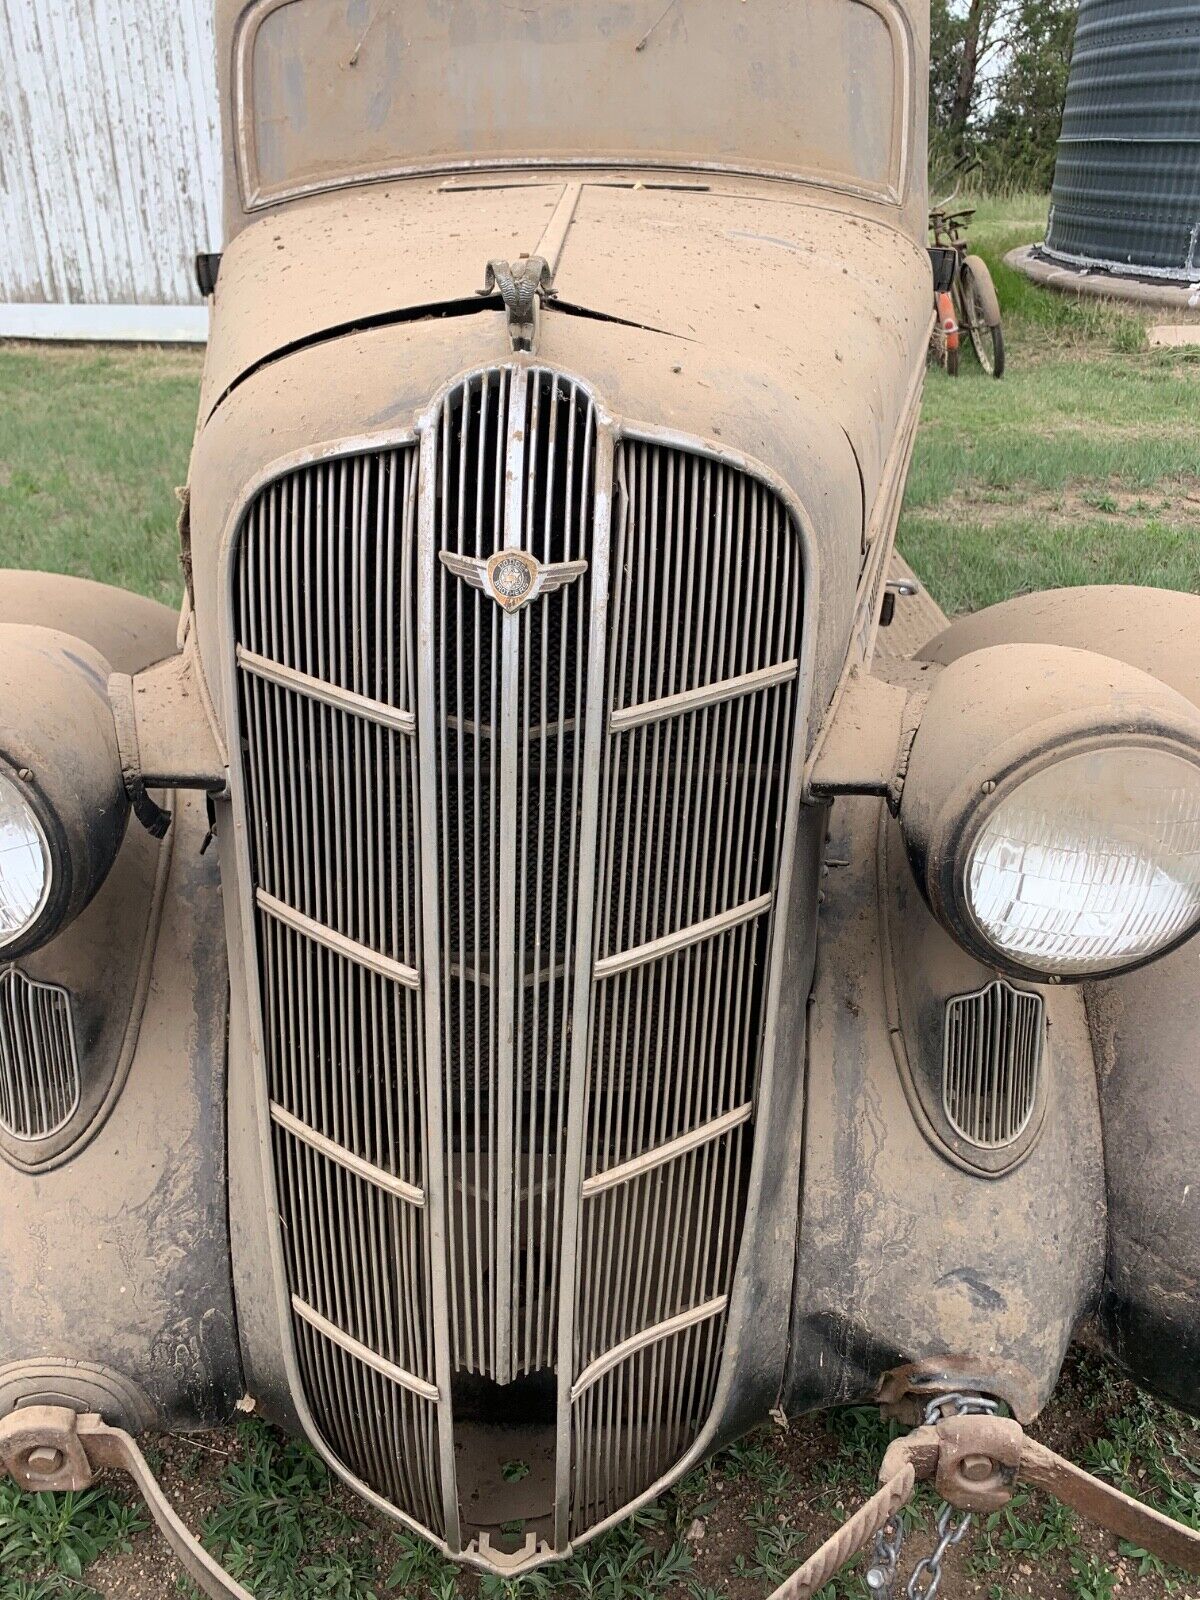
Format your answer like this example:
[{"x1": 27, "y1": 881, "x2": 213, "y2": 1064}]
[
  {"x1": 966, "y1": 745, "x2": 1200, "y2": 975},
  {"x1": 0, "y1": 767, "x2": 52, "y2": 948}
]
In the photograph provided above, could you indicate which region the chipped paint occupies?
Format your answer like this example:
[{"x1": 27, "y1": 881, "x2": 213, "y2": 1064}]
[{"x1": 0, "y1": 0, "x2": 221, "y2": 336}]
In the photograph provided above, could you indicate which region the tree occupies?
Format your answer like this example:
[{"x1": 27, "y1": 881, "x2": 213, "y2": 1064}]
[
  {"x1": 930, "y1": 0, "x2": 967, "y2": 133},
  {"x1": 948, "y1": 0, "x2": 1000, "y2": 139},
  {"x1": 930, "y1": 0, "x2": 1012, "y2": 147},
  {"x1": 985, "y1": 0, "x2": 1078, "y2": 189},
  {"x1": 929, "y1": 0, "x2": 1080, "y2": 191}
]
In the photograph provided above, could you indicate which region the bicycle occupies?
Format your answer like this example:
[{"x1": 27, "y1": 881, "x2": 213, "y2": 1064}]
[{"x1": 928, "y1": 166, "x2": 1006, "y2": 378}]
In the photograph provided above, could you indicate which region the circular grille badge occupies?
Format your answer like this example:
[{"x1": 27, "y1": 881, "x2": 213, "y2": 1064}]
[{"x1": 487, "y1": 551, "x2": 538, "y2": 610}]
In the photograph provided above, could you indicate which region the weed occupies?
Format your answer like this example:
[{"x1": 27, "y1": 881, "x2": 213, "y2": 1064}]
[
  {"x1": 387, "y1": 1530, "x2": 464, "y2": 1596},
  {"x1": 988, "y1": 1492, "x2": 1079, "y2": 1558},
  {"x1": 1069, "y1": 1550, "x2": 1118, "y2": 1600},
  {"x1": 0, "y1": 1479, "x2": 145, "y2": 1589},
  {"x1": 200, "y1": 1421, "x2": 380, "y2": 1600},
  {"x1": 0, "y1": 1583, "x2": 104, "y2": 1600},
  {"x1": 729, "y1": 1521, "x2": 806, "y2": 1585}
]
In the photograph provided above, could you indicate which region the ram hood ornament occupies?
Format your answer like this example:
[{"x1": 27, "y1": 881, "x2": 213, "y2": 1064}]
[{"x1": 439, "y1": 548, "x2": 587, "y2": 613}]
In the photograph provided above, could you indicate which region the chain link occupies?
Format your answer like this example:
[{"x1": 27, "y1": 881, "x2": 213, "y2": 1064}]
[
  {"x1": 862, "y1": 1394, "x2": 997, "y2": 1600},
  {"x1": 865, "y1": 1516, "x2": 905, "y2": 1598},
  {"x1": 905, "y1": 1502, "x2": 973, "y2": 1599}
]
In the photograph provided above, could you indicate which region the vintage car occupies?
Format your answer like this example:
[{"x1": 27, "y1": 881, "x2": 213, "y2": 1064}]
[{"x1": 2, "y1": 1, "x2": 1199, "y2": 1594}]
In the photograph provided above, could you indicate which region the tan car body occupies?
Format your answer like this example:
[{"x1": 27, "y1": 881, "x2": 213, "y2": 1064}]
[{"x1": 1, "y1": 1, "x2": 1199, "y2": 1589}]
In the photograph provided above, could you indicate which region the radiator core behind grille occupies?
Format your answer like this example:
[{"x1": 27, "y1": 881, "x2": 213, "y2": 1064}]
[{"x1": 230, "y1": 365, "x2": 804, "y2": 1566}]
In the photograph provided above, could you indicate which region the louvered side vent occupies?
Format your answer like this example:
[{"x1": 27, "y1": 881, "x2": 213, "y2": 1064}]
[
  {"x1": 943, "y1": 980, "x2": 1045, "y2": 1149},
  {"x1": 571, "y1": 443, "x2": 802, "y2": 1534},
  {"x1": 235, "y1": 448, "x2": 445, "y2": 1539},
  {"x1": 0, "y1": 968, "x2": 80, "y2": 1141}
]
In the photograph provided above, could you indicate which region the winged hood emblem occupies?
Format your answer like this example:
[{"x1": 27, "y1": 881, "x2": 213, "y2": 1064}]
[{"x1": 439, "y1": 549, "x2": 587, "y2": 613}]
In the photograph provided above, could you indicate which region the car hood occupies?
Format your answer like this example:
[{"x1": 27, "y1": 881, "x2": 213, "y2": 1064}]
[{"x1": 200, "y1": 177, "x2": 931, "y2": 513}]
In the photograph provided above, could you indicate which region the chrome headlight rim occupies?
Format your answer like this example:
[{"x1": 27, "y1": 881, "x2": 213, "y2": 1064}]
[
  {"x1": 0, "y1": 626, "x2": 133, "y2": 960},
  {"x1": 931, "y1": 727, "x2": 1200, "y2": 984},
  {"x1": 0, "y1": 753, "x2": 65, "y2": 957}
]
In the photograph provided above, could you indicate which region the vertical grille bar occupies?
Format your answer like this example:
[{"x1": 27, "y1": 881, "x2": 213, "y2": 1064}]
[
  {"x1": 417, "y1": 420, "x2": 462, "y2": 1549},
  {"x1": 494, "y1": 366, "x2": 529, "y2": 1385},
  {"x1": 553, "y1": 417, "x2": 613, "y2": 1546},
  {"x1": 433, "y1": 369, "x2": 600, "y2": 1406}
]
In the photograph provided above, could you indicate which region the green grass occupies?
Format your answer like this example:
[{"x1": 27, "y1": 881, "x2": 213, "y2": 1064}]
[
  {"x1": 0, "y1": 193, "x2": 1197, "y2": 1599},
  {"x1": 901, "y1": 190, "x2": 1200, "y2": 615},
  {"x1": 0, "y1": 343, "x2": 198, "y2": 607}
]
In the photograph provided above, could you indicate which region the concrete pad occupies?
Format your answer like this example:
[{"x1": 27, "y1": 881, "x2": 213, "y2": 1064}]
[
  {"x1": 1148, "y1": 325, "x2": 1200, "y2": 348},
  {"x1": 1006, "y1": 245, "x2": 1200, "y2": 312}
]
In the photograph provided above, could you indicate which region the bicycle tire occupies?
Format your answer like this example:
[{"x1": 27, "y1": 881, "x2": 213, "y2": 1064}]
[{"x1": 961, "y1": 259, "x2": 1006, "y2": 378}]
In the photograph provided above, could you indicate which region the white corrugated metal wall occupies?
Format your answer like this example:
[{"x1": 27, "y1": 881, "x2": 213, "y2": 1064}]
[{"x1": 0, "y1": 0, "x2": 222, "y2": 340}]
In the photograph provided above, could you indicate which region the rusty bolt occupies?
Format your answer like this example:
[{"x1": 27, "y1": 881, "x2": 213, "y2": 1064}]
[
  {"x1": 26, "y1": 1445, "x2": 64, "y2": 1476},
  {"x1": 960, "y1": 1454, "x2": 994, "y2": 1484}
]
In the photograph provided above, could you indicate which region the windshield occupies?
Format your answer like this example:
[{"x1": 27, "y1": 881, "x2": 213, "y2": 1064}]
[{"x1": 236, "y1": 0, "x2": 910, "y2": 208}]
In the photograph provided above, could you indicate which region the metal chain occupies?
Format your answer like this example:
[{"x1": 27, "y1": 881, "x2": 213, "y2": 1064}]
[
  {"x1": 863, "y1": 1394, "x2": 998, "y2": 1600},
  {"x1": 905, "y1": 1502, "x2": 973, "y2": 1599},
  {"x1": 865, "y1": 1516, "x2": 905, "y2": 1597}
]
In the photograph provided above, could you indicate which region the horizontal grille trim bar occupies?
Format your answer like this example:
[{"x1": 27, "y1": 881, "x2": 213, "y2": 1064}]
[
  {"x1": 609, "y1": 659, "x2": 799, "y2": 732},
  {"x1": 570, "y1": 1294, "x2": 728, "y2": 1401},
  {"x1": 581, "y1": 1102, "x2": 754, "y2": 1197},
  {"x1": 291, "y1": 1294, "x2": 440, "y2": 1401},
  {"x1": 592, "y1": 893, "x2": 774, "y2": 980},
  {"x1": 256, "y1": 890, "x2": 421, "y2": 991},
  {"x1": 270, "y1": 1102, "x2": 426, "y2": 1208},
  {"x1": 236, "y1": 645, "x2": 417, "y2": 737}
]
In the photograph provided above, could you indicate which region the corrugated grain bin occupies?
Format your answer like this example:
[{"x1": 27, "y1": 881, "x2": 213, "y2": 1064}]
[{"x1": 1045, "y1": 0, "x2": 1200, "y2": 281}]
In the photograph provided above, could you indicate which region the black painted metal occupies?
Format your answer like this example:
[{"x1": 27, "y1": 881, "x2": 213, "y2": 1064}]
[{"x1": 1045, "y1": 0, "x2": 1200, "y2": 280}]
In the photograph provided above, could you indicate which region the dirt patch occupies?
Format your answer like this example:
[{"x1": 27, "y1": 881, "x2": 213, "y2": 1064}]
[{"x1": 920, "y1": 480, "x2": 1200, "y2": 531}]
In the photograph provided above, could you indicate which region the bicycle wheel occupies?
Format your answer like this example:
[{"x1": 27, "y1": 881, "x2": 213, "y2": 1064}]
[{"x1": 961, "y1": 257, "x2": 1005, "y2": 378}]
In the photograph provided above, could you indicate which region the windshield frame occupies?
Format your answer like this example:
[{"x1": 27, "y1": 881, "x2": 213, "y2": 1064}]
[{"x1": 231, "y1": 0, "x2": 915, "y2": 211}]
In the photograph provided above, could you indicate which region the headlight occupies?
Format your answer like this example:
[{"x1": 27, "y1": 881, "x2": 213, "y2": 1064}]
[
  {"x1": 965, "y1": 745, "x2": 1200, "y2": 976},
  {"x1": 0, "y1": 626, "x2": 129, "y2": 957},
  {"x1": 0, "y1": 766, "x2": 52, "y2": 948},
  {"x1": 900, "y1": 644, "x2": 1200, "y2": 982}
]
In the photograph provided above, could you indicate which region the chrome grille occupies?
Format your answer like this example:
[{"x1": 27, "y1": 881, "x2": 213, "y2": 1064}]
[
  {"x1": 943, "y1": 980, "x2": 1045, "y2": 1149},
  {"x1": 0, "y1": 967, "x2": 80, "y2": 1141},
  {"x1": 231, "y1": 368, "x2": 804, "y2": 1565},
  {"x1": 235, "y1": 448, "x2": 443, "y2": 1538},
  {"x1": 571, "y1": 443, "x2": 801, "y2": 1532}
]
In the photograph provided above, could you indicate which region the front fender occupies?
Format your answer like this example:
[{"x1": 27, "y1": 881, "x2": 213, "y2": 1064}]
[
  {"x1": 784, "y1": 791, "x2": 1106, "y2": 1423},
  {"x1": 920, "y1": 584, "x2": 1200, "y2": 1415},
  {"x1": 0, "y1": 573, "x2": 241, "y2": 1431}
]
